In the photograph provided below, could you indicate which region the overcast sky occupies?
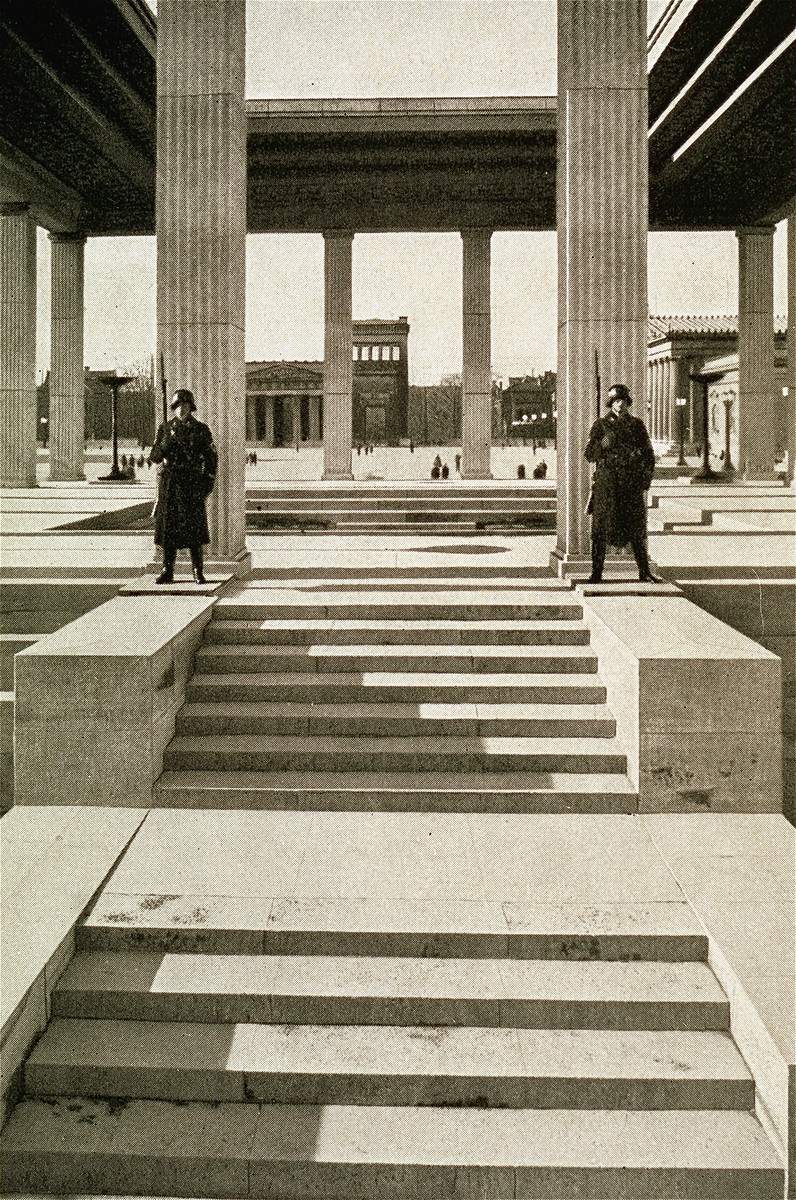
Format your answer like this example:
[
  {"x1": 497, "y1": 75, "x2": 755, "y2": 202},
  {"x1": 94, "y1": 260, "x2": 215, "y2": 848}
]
[{"x1": 35, "y1": 1, "x2": 789, "y2": 385}]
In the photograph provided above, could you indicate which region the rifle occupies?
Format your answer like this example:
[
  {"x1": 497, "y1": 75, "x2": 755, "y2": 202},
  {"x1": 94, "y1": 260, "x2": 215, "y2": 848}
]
[
  {"x1": 159, "y1": 351, "x2": 168, "y2": 425},
  {"x1": 585, "y1": 349, "x2": 601, "y2": 516}
]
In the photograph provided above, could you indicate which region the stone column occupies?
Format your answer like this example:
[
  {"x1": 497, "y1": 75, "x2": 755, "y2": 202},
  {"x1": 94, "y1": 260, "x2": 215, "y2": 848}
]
[
  {"x1": 48, "y1": 233, "x2": 86, "y2": 480},
  {"x1": 292, "y1": 394, "x2": 301, "y2": 446},
  {"x1": 309, "y1": 394, "x2": 322, "y2": 443},
  {"x1": 322, "y1": 230, "x2": 354, "y2": 481},
  {"x1": 245, "y1": 395, "x2": 256, "y2": 442},
  {"x1": 264, "y1": 395, "x2": 274, "y2": 447},
  {"x1": 460, "y1": 228, "x2": 492, "y2": 479},
  {"x1": 650, "y1": 360, "x2": 659, "y2": 440},
  {"x1": 786, "y1": 212, "x2": 795, "y2": 483},
  {"x1": 663, "y1": 357, "x2": 675, "y2": 446},
  {"x1": 737, "y1": 226, "x2": 777, "y2": 479},
  {"x1": 0, "y1": 203, "x2": 37, "y2": 487},
  {"x1": 157, "y1": 0, "x2": 248, "y2": 568},
  {"x1": 553, "y1": 0, "x2": 648, "y2": 573}
]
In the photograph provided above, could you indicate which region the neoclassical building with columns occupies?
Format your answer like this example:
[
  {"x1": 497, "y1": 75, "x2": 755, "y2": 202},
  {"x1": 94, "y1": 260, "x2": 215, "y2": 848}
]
[{"x1": 246, "y1": 318, "x2": 410, "y2": 448}]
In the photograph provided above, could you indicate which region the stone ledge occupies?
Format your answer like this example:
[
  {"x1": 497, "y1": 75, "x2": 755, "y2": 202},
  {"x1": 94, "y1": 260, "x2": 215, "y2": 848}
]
[
  {"x1": 14, "y1": 596, "x2": 216, "y2": 807},
  {"x1": 580, "y1": 592, "x2": 782, "y2": 812},
  {"x1": 0, "y1": 806, "x2": 147, "y2": 1126}
]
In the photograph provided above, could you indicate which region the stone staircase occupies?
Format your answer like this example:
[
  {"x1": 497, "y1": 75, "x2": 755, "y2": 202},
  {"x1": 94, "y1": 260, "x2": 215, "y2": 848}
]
[
  {"x1": 0, "y1": 565, "x2": 784, "y2": 1195},
  {"x1": 155, "y1": 568, "x2": 637, "y2": 812},
  {"x1": 247, "y1": 482, "x2": 556, "y2": 532},
  {"x1": 1, "y1": 894, "x2": 783, "y2": 1197}
]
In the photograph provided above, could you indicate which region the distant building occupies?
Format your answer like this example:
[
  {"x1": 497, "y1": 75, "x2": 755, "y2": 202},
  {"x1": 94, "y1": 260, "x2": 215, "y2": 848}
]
[
  {"x1": 647, "y1": 315, "x2": 788, "y2": 462},
  {"x1": 246, "y1": 318, "x2": 409, "y2": 446},
  {"x1": 501, "y1": 371, "x2": 557, "y2": 445}
]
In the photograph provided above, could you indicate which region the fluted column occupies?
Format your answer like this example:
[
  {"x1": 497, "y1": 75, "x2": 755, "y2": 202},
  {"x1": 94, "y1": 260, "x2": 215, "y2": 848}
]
[
  {"x1": 460, "y1": 228, "x2": 492, "y2": 479},
  {"x1": 156, "y1": 0, "x2": 248, "y2": 565},
  {"x1": 737, "y1": 226, "x2": 777, "y2": 479},
  {"x1": 322, "y1": 230, "x2": 354, "y2": 481},
  {"x1": 292, "y1": 394, "x2": 301, "y2": 447},
  {"x1": 264, "y1": 395, "x2": 274, "y2": 446},
  {"x1": 0, "y1": 203, "x2": 37, "y2": 487},
  {"x1": 663, "y1": 357, "x2": 675, "y2": 446},
  {"x1": 49, "y1": 233, "x2": 86, "y2": 480},
  {"x1": 786, "y1": 212, "x2": 795, "y2": 483},
  {"x1": 553, "y1": 0, "x2": 648, "y2": 571},
  {"x1": 651, "y1": 360, "x2": 660, "y2": 440},
  {"x1": 309, "y1": 395, "x2": 322, "y2": 443}
]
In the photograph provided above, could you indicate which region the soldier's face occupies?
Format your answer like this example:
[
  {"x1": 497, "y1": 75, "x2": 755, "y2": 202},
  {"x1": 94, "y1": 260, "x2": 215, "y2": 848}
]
[
  {"x1": 608, "y1": 393, "x2": 631, "y2": 417},
  {"x1": 174, "y1": 401, "x2": 192, "y2": 421}
]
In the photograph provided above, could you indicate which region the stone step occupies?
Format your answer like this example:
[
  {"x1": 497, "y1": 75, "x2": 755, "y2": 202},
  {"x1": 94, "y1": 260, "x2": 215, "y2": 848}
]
[
  {"x1": 175, "y1": 700, "x2": 617, "y2": 739},
  {"x1": 52, "y1": 952, "x2": 729, "y2": 1030},
  {"x1": 4, "y1": 1099, "x2": 781, "y2": 1197},
  {"x1": 230, "y1": 578, "x2": 579, "y2": 595},
  {"x1": 77, "y1": 896, "x2": 708, "y2": 960},
  {"x1": 25, "y1": 1019, "x2": 754, "y2": 1110},
  {"x1": 193, "y1": 642, "x2": 599, "y2": 675},
  {"x1": 204, "y1": 617, "x2": 591, "y2": 646},
  {"x1": 216, "y1": 591, "x2": 583, "y2": 621},
  {"x1": 186, "y1": 671, "x2": 608, "y2": 704},
  {"x1": 246, "y1": 485, "x2": 557, "y2": 500},
  {"x1": 247, "y1": 498, "x2": 555, "y2": 512},
  {"x1": 153, "y1": 768, "x2": 637, "y2": 812},
  {"x1": 162, "y1": 733, "x2": 628, "y2": 775}
]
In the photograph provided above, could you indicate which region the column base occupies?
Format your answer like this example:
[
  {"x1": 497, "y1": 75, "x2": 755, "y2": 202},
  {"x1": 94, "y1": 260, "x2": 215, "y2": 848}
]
[
  {"x1": 322, "y1": 472, "x2": 354, "y2": 481},
  {"x1": 460, "y1": 471, "x2": 493, "y2": 481},
  {"x1": 549, "y1": 548, "x2": 661, "y2": 582},
  {"x1": 743, "y1": 469, "x2": 782, "y2": 482},
  {"x1": 50, "y1": 473, "x2": 87, "y2": 483}
]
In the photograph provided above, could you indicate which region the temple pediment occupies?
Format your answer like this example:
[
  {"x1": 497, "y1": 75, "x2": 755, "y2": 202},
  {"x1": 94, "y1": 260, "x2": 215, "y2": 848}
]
[{"x1": 246, "y1": 362, "x2": 323, "y2": 390}]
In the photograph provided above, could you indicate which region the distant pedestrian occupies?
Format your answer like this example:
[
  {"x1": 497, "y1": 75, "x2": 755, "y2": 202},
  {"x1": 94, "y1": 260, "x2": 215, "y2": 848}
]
[
  {"x1": 454, "y1": 453, "x2": 461, "y2": 473},
  {"x1": 441, "y1": 463, "x2": 449, "y2": 479},
  {"x1": 533, "y1": 460, "x2": 548, "y2": 479}
]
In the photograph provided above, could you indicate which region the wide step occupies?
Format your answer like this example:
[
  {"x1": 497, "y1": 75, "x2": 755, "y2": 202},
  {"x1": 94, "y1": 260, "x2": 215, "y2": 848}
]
[
  {"x1": 1, "y1": 1098, "x2": 782, "y2": 1198},
  {"x1": 194, "y1": 642, "x2": 597, "y2": 674},
  {"x1": 187, "y1": 671, "x2": 608, "y2": 704},
  {"x1": 205, "y1": 617, "x2": 590, "y2": 645},
  {"x1": 162, "y1": 734, "x2": 627, "y2": 774},
  {"x1": 52, "y1": 952, "x2": 729, "y2": 1029},
  {"x1": 26, "y1": 1018, "x2": 754, "y2": 1109}
]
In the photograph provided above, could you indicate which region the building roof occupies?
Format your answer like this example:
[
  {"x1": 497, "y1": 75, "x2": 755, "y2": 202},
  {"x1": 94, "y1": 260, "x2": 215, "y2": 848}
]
[{"x1": 649, "y1": 314, "x2": 788, "y2": 339}]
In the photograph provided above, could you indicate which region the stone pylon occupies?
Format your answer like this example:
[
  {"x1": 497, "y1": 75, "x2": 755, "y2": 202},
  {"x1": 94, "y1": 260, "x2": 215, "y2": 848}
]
[
  {"x1": 322, "y1": 231, "x2": 354, "y2": 481},
  {"x1": 787, "y1": 212, "x2": 795, "y2": 484},
  {"x1": 49, "y1": 233, "x2": 86, "y2": 481},
  {"x1": 737, "y1": 226, "x2": 778, "y2": 480},
  {"x1": 553, "y1": 0, "x2": 648, "y2": 573},
  {"x1": 0, "y1": 203, "x2": 37, "y2": 488},
  {"x1": 461, "y1": 228, "x2": 492, "y2": 479},
  {"x1": 156, "y1": 0, "x2": 248, "y2": 567}
]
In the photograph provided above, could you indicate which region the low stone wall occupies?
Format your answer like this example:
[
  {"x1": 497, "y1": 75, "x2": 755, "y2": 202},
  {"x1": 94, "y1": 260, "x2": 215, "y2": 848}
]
[
  {"x1": 581, "y1": 591, "x2": 782, "y2": 813},
  {"x1": 679, "y1": 579, "x2": 796, "y2": 821},
  {"x1": 14, "y1": 595, "x2": 215, "y2": 807},
  {"x1": 1, "y1": 806, "x2": 148, "y2": 1126}
]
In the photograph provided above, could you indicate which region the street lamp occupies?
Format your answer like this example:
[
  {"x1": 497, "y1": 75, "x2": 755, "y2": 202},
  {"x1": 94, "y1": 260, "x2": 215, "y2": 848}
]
[
  {"x1": 97, "y1": 373, "x2": 135, "y2": 482},
  {"x1": 675, "y1": 396, "x2": 687, "y2": 467}
]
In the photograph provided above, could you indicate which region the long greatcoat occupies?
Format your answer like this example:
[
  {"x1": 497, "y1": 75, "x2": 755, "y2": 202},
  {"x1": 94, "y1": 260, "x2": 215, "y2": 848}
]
[
  {"x1": 584, "y1": 411, "x2": 655, "y2": 548},
  {"x1": 150, "y1": 414, "x2": 217, "y2": 549}
]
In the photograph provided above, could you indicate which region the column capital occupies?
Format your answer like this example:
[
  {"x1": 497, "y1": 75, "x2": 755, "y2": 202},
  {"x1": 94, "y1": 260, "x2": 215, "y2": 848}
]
[
  {"x1": 736, "y1": 225, "x2": 776, "y2": 239},
  {"x1": 323, "y1": 229, "x2": 355, "y2": 242},
  {"x1": 460, "y1": 227, "x2": 493, "y2": 241},
  {"x1": 0, "y1": 201, "x2": 30, "y2": 217},
  {"x1": 48, "y1": 231, "x2": 86, "y2": 245}
]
